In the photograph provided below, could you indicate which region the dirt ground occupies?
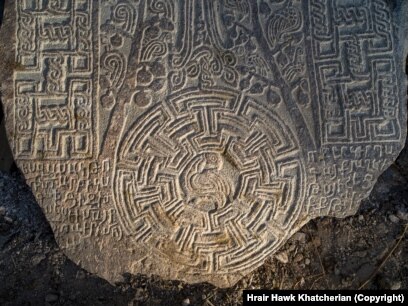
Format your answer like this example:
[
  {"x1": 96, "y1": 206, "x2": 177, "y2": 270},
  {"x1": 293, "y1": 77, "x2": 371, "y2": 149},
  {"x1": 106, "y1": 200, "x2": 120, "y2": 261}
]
[
  {"x1": 0, "y1": 116, "x2": 407, "y2": 306},
  {"x1": 1, "y1": 5, "x2": 408, "y2": 306},
  {"x1": 0, "y1": 141, "x2": 407, "y2": 306}
]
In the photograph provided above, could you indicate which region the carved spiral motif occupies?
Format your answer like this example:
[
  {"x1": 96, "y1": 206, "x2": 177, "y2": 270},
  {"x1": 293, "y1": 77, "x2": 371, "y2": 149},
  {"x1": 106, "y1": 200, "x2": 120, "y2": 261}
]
[
  {"x1": 113, "y1": 3, "x2": 136, "y2": 34},
  {"x1": 101, "y1": 52, "x2": 126, "y2": 89},
  {"x1": 113, "y1": 88, "x2": 305, "y2": 274}
]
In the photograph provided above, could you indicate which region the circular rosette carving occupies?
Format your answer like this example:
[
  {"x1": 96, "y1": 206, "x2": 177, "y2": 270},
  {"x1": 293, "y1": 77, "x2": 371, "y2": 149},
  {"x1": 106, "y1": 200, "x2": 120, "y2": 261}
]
[{"x1": 113, "y1": 88, "x2": 305, "y2": 275}]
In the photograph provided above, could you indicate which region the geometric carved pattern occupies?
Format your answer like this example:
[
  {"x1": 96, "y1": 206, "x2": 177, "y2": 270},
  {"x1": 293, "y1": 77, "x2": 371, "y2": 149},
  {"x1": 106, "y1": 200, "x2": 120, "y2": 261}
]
[
  {"x1": 115, "y1": 88, "x2": 305, "y2": 274},
  {"x1": 14, "y1": 0, "x2": 95, "y2": 159},
  {"x1": 310, "y1": 0, "x2": 402, "y2": 144},
  {"x1": 2, "y1": 0, "x2": 406, "y2": 288}
]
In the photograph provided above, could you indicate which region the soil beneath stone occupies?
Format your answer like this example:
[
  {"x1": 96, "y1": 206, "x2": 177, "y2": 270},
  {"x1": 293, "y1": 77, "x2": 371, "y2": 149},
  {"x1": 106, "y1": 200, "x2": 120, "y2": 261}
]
[
  {"x1": 1, "y1": 3, "x2": 408, "y2": 306},
  {"x1": 0, "y1": 141, "x2": 407, "y2": 305}
]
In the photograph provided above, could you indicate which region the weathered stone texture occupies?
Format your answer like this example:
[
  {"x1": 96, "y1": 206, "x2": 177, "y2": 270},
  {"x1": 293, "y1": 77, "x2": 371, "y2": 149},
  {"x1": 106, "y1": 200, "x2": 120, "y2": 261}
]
[{"x1": 0, "y1": 0, "x2": 407, "y2": 287}]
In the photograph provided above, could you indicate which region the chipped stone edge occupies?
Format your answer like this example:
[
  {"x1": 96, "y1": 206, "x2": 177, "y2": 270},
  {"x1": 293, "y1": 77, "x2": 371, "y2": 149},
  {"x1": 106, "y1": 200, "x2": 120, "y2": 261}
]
[{"x1": 0, "y1": 1, "x2": 407, "y2": 288}]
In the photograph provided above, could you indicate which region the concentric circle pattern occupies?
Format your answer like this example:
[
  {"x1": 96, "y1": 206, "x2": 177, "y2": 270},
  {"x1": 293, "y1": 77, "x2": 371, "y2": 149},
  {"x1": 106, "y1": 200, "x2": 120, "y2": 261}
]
[{"x1": 114, "y1": 88, "x2": 305, "y2": 274}]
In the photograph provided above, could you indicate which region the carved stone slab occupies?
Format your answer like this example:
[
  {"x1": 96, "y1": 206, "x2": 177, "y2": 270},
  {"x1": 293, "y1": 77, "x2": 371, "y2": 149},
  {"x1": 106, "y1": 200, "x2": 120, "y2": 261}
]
[{"x1": 0, "y1": 0, "x2": 407, "y2": 287}]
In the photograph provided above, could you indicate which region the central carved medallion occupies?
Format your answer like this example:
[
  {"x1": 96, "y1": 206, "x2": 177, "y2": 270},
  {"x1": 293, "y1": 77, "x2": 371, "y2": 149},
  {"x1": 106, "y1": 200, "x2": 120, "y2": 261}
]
[
  {"x1": 114, "y1": 88, "x2": 305, "y2": 274},
  {"x1": 1, "y1": 0, "x2": 405, "y2": 287}
]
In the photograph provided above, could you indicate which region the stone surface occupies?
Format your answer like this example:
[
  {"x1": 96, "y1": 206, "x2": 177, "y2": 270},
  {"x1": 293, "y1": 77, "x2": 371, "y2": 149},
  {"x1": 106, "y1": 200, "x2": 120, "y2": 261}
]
[{"x1": 0, "y1": 0, "x2": 407, "y2": 288}]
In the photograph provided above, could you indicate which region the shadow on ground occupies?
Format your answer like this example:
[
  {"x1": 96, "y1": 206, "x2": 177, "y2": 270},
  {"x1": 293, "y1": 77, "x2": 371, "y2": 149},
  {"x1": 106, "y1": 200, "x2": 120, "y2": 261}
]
[
  {"x1": 0, "y1": 141, "x2": 407, "y2": 305},
  {"x1": 0, "y1": 3, "x2": 407, "y2": 306}
]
